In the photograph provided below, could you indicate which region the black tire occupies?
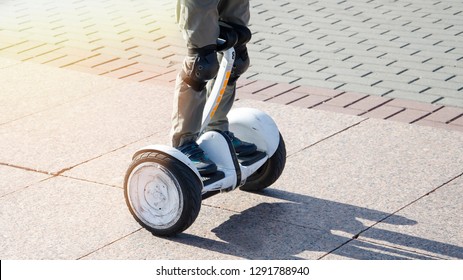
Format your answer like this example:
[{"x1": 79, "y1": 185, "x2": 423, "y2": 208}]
[
  {"x1": 240, "y1": 134, "x2": 286, "y2": 192},
  {"x1": 124, "y1": 151, "x2": 202, "y2": 236}
]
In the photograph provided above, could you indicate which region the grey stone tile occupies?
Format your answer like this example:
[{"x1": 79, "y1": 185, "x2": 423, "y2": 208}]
[
  {"x1": 0, "y1": 61, "x2": 124, "y2": 125},
  {"x1": 203, "y1": 174, "x2": 418, "y2": 245},
  {"x1": 206, "y1": 118, "x2": 463, "y2": 237},
  {"x1": 321, "y1": 239, "x2": 442, "y2": 260},
  {"x1": 63, "y1": 134, "x2": 170, "y2": 187},
  {"x1": 279, "y1": 118, "x2": 462, "y2": 205},
  {"x1": 0, "y1": 165, "x2": 51, "y2": 197},
  {"x1": 0, "y1": 176, "x2": 139, "y2": 259},
  {"x1": 83, "y1": 204, "x2": 337, "y2": 260},
  {"x1": 343, "y1": 177, "x2": 463, "y2": 260},
  {"x1": 233, "y1": 99, "x2": 365, "y2": 156},
  {"x1": 0, "y1": 80, "x2": 173, "y2": 174}
]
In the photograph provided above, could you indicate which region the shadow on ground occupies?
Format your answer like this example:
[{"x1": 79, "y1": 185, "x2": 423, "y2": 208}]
[{"x1": 168, "y1": 188, "x2": 463, "y2": 260}]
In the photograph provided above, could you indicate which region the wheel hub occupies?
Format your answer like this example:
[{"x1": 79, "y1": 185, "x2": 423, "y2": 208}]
[{"x1": 127, "y1": 162, "x2": 183, "y2": 229}]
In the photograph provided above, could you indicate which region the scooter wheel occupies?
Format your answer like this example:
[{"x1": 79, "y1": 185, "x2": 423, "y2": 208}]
[
  {"x1": 240, "y1": 133, "x2": 286, "y2": 192},
  {"x1": 124, "y1": 151, "x2": 202, "y2": 236}
]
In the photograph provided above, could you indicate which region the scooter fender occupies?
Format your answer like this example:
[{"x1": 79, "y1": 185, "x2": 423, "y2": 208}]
[
  {"x1": 228, "y1": 108, "x2": 280, "y2": 157},
  {"x1": 132, "y1": 145, "x2": 203, "y2": 181}
]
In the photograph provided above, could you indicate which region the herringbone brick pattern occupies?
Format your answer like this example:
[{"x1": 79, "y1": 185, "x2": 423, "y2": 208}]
[
  {"x1": 1, "y1": 0, "x2": 462, "y2": 131},
  {"x1": 247, "y1": 0, "x2": 463, "y2": 106},
  {"x1": 0, "y1": 0, "x2": 182, "y2": 81}
]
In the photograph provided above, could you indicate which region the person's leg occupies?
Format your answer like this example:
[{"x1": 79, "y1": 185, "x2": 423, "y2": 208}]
[
  {"x1": 177, "y1": 0, "x2": 220, "y2": 49},
  {"x1": 171, "y1": 0, "x2": 221, "y2": 174},
  {"x1": 218, "y1": 0, "x2": 250, "y2": 26},
  {"x1": 171, "y1": 46, "x2": 220, "y2": 147},
  {"x1": 207, "y1": 0, "x2": 257, "y2": 156}
]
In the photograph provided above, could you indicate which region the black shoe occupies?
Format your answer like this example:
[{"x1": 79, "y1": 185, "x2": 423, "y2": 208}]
[
  {"x1": 224, "y1": 131, "x2": 257, "y2": 156},
  {"x1": 177, "y1": 141, "x2": 217, "y2": 175}
]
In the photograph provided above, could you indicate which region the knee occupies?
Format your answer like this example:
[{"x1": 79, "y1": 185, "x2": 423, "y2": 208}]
[{"x1": 181, "y1": 45, "x2": 220, "y2": 91}]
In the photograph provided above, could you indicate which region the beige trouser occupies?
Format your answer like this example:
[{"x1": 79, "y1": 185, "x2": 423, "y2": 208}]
[{"x1": 171, "y1": 0, "x2": 250, "y2": 147}]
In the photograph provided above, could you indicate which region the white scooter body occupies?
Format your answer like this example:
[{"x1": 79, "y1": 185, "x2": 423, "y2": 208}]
[
  {"x1": 133, "y1": 47, "x2": 279, "y2": 195},
  {"x1": 124, "y1": 42, "x2": 286, "y2": 236},
  {"x1": 134, "y1": 108, "x2": 279, "y2": 197},
  {"x1": 198, "y1": 107, "x2": 280, "y2": 194}
]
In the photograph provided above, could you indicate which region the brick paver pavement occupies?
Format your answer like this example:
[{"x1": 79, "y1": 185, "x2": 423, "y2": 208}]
[{"x1": 1, "y1": 0, "x2": 462, "y2": 131}]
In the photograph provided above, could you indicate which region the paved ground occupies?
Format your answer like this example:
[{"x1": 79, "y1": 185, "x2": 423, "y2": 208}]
[{"x1": 1, "y1": 0, "x2": 463, "y2": 260}]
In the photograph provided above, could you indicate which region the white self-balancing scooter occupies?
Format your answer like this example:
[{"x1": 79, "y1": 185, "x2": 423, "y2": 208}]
[{"x1": 123, "y1": 40, "x2": 286, "y2": 237}]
